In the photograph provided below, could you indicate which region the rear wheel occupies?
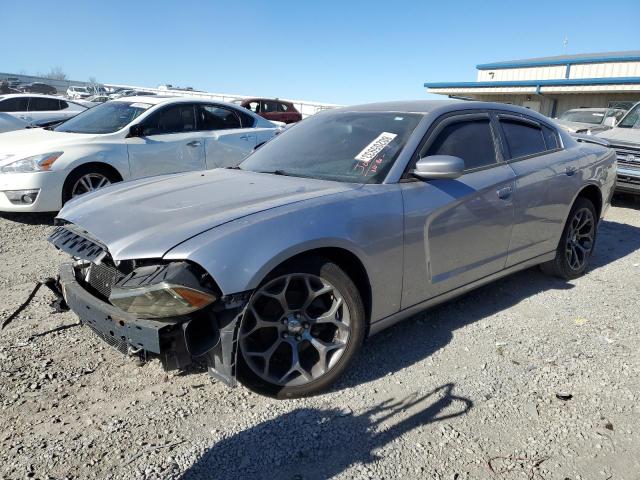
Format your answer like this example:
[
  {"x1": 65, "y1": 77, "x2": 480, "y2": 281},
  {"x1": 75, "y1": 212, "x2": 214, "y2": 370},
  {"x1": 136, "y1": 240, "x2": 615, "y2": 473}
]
[
  {"x1": 540, "y1": 197, "x2": 597, "y2": 279},
  {"x1": 237, "y1": 257, "x2": 365, "y2": 398},
  {"x1": 62, "y1": 165, "x2": 120, "y2": 205}
]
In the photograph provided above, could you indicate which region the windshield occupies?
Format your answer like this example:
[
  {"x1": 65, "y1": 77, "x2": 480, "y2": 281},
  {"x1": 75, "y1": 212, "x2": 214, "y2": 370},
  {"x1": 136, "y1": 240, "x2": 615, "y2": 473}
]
[
  {"x1": 618, "y1": 104, "x2": 640, "y2": 129},
  {"x1": 240, "y1": 111, "x2": 422, "y2": 183},
  {"x1": 559, "y1": 110, "x2": 606, "y2": 125},
  {"x1": 54, "y1": 101, "x2": 152, "y2": 134}
]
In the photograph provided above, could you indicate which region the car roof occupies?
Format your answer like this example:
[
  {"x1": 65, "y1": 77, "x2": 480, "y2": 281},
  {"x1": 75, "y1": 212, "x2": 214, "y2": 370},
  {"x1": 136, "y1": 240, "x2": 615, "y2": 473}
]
[
  {"x1": 0, "y1": 93, "x2": 64, "y2": 100},
  {"x1": 339, "y1": 100, "x2": 552, "y2": 118},
  {"x1": 111, "y1": 95, "x2": 251, "y2": 110}
]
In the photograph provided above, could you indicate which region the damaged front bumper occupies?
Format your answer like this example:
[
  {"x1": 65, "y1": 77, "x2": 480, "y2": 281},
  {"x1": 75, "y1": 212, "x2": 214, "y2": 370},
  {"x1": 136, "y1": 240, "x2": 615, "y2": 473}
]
[{"x1": 58, "y1": 262, "x2": 248, "y2": 386}]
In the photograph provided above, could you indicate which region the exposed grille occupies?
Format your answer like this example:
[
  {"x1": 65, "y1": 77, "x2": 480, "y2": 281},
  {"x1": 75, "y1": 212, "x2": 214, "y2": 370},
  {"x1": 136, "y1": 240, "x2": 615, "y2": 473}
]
[{"x1": 86, "y1": 262, "x2": 122, "y2": 300}]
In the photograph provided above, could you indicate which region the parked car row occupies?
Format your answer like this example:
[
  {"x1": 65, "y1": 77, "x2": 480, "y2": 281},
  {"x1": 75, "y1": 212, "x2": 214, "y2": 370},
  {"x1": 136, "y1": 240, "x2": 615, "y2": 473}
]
[
  {"x1": 0, "y1": 94, "x2": 632, "y2": 397},
  {"x1": 0, "y1": 96, "x2": 281, "y2": 211}
]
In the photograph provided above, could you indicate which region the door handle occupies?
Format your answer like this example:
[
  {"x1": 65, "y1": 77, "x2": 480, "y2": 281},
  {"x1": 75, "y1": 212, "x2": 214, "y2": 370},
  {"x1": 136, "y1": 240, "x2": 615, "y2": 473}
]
[
  {"x1": 240, "y1": 135, "x2": 250, "y2": 141},
  {"x1": 496, "y1": 186, "x2": 513, "y2": 200},
  {"x1": 186, "y1": 140, "x2": 202, "y2": 147},
  {"x1": 565, "y1": 165, "x2": 577, "y2": 176}
]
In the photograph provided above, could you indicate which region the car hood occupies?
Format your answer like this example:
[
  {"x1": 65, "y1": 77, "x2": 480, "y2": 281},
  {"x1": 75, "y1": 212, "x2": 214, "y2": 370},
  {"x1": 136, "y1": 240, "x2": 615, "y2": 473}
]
[
  {"x1": 57, "y1": 169, "x2": 359, "y2": 261},
  {"x1": 596, "y1": 127, "x2": 640, "y2": 146},
  {"x1": 0, "y1": 128, "x2": 98, "y2": 165}
]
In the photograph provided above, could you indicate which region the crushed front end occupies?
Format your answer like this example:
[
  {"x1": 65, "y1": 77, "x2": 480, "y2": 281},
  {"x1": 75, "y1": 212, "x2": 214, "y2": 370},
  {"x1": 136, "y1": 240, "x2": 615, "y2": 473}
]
[{"x1": 48, "y1": 224, "x2": 249, "y2": 386}]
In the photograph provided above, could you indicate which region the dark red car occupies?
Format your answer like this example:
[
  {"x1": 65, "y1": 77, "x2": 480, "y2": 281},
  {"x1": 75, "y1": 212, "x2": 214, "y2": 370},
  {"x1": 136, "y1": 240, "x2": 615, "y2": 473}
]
[{"x1": 239, "y1": 98, "x2": 302, "y2": 124}]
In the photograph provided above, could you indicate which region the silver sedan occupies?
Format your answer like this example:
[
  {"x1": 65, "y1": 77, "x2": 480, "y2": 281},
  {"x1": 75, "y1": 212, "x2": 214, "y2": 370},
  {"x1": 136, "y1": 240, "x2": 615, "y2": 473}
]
[{"x1": 50, "y1": 100, "x2": 616, "y2": 398}]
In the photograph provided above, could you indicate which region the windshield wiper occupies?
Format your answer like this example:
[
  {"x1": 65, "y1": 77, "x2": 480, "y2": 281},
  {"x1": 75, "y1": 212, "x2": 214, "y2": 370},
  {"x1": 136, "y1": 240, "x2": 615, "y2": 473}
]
[{"x1": 225, "y1": 166, "x2": 242, "y2": 170}]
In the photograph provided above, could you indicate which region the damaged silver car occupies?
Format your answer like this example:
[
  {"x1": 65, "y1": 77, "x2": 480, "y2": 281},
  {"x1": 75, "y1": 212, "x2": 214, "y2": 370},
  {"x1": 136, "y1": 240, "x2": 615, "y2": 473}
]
[{"x1": 49, "y1": 101, "x2": 616, "y2": 398}]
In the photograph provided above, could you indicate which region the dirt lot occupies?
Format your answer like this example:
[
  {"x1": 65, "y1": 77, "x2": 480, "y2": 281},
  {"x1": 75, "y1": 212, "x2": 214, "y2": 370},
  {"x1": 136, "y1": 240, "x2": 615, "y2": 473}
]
[{"x1": 0, "y1": 197, "x2": 639, "y2": 480}]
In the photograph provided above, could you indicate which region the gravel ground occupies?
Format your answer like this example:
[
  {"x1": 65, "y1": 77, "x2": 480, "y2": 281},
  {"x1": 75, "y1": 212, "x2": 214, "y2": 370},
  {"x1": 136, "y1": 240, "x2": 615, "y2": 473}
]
[{"x1": 0, "y1": 197, "x2": 639, "y2": 480}]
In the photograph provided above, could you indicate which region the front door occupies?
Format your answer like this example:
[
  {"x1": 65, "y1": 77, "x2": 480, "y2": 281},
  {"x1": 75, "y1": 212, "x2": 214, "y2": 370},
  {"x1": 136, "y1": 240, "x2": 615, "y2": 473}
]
[
  {"x1": 126, "y1": 103, "x2": 206, "y2": 179},
  {"x1": 401, "y1": 113, "x2": 516, "y2": 308}
]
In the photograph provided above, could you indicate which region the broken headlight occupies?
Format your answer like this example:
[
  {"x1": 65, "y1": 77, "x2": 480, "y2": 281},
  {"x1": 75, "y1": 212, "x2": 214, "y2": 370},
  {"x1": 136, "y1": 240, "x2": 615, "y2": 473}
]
[{"x1": 108, "y1": 262, "x2": 218, "y2": 319}]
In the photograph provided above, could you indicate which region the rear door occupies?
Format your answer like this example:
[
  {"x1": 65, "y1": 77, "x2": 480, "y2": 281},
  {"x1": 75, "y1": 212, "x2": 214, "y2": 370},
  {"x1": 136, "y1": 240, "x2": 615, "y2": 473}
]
[
  {"x1": 197, "y1": 104, "x2": 257, "y2": 168},
  {"x1": 126, "y1": 103, "x2": 206, "y2": 178},
  {"x1": 401, "y1": 113, "x2": 516, "y2": 308},
  {"x1": 496, "y1": 113, "x2": 579, "y2": 266}
]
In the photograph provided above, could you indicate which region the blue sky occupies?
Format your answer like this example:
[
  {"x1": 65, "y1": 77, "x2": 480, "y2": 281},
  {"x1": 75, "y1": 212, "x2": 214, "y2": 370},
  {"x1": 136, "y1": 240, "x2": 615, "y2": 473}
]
[{"x1": 2, "y1": 0, "x2": 639, "y2": 104}]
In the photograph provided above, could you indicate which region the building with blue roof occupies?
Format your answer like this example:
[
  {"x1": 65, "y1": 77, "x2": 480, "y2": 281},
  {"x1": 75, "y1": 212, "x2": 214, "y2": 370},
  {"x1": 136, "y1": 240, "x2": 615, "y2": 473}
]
[{"x1": 425, "y1": 51, "x2": 640, "y2": 117}]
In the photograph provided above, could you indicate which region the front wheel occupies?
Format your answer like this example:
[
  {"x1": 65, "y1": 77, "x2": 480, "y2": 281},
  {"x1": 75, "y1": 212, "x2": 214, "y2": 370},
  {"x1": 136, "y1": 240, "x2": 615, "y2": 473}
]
[
  {"x1": 540, "y1": 197, "x2": 598, "y2": 279},
  {"x1": 61, "y1": 165, "x2": 120, "y2": 205},
  {"x1": 237, "y1": 257, "x2": 365, "y2": 398}
]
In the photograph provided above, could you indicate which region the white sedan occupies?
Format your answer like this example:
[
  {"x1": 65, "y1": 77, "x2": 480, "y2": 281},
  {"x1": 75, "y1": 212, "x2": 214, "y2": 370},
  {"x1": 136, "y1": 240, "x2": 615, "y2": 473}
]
[
  {"x1": 0, "y1": 96, "x2": 280, "y2": 212},
  {"x1": 0, "y1": 94, "x2": 87, "y2": 132}
]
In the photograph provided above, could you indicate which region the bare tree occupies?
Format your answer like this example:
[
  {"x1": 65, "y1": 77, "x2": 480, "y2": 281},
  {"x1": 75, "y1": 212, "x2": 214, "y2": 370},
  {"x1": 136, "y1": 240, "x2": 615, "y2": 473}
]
[
  {"x1": 88, "y1": 76, "x2": 98, "y2": 85},
  {"x1": 43, "y1": 66, "x2": 68, "y2": 81}
]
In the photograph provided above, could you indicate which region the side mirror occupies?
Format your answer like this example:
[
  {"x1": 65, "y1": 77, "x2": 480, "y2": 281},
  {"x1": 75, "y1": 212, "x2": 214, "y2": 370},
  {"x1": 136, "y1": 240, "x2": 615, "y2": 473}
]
[
  {"x1": 127, "y1": 124, "x2": 144, "y2": 138},
  {"x1": 603, "y1": 117, "x2": 616, "y2": 127},
  {"x1": 412, "y1": 155, "x2": 465, "y2": 180}
]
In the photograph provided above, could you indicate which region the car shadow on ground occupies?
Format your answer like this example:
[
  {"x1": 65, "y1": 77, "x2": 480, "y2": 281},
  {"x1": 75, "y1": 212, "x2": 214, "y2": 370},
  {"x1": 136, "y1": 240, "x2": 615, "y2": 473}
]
[
  {"x1": 180, "y1": 383, "x2": 472, "y2": 480},
  {"x1": 0, "y1": 212, "x2": 56, "y2": 226}
]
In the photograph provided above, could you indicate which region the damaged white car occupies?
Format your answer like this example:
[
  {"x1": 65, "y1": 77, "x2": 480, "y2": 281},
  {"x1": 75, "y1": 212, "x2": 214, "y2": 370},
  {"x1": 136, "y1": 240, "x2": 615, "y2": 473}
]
[{"x1": 0, "y1": 96, "x2": 279, "y2": 212}]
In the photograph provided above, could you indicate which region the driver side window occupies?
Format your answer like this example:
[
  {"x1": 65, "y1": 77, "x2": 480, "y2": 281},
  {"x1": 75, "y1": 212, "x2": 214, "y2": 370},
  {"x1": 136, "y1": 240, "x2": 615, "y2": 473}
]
[
  {"x1": 142, "y1": 104, "x2": 196, "y2": 135},
  {"x1": 424, "y1": 118, "x2": 497, "y2": 171}
]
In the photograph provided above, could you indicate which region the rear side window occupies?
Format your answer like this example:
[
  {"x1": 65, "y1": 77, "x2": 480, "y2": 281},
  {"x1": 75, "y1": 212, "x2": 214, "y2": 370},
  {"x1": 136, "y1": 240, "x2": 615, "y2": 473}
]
[
  {"x1": 142, "y1": 104, "x2": 196, "y2": 135},
  {"x1": 261, "y1": 100, "x2": 278, "y2": 113},
  {"x1": 59, "y1": 100, "x2": 69, "y2": 109},
  {"x1": 197, "y1": 105, "x2": 241, "y2": 130},
  {"x1": 500, "y1": 120, "x2": 547, "y2": 158},
  {"x1": 0, "y1": 97, "x2": 29, "y2": 112},
  {"x1": 541, "y1": 125, "x2": 559, "y2": 150},
  {"x1": 28, "y1": 97, "x2": 62, "y2": 111},
  {"x1": 425, "y1": 119, "x2": 497, "y2": 170},
  {"x1": 236, "y1": 109, "x2": 255, "y2": 128}
]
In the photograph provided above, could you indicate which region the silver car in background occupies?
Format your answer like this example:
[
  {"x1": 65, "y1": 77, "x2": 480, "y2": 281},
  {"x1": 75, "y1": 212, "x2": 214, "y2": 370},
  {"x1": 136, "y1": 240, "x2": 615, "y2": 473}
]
[{"x1": 50, "y1": 101, "x2": 616, "y2": 398}]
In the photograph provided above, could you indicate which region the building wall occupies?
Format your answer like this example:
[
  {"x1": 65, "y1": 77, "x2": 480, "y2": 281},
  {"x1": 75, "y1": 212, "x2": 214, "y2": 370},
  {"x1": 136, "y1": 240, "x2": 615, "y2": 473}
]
[
  {"x1": 470, "y1": 93, "x2": 639, "y2": 117},
  {"x1": 477, "y1": 61, "x2": 640, "y2": 82}
]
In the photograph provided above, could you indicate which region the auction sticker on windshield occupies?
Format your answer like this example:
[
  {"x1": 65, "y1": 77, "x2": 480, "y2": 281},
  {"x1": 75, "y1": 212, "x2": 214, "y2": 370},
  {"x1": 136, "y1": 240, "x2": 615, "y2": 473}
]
[{"x1": 355, "y1": 132, "x2": 397, "y2": 163}]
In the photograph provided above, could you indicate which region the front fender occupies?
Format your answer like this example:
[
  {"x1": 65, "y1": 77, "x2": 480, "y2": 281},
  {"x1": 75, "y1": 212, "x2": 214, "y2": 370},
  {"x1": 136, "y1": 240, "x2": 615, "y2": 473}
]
[
  {"x1": 55, "y1": 143, "x2": 130, "y2": 180},
  {"x1": 164, "y1": 185, "x2": 405, "y2": 323}
]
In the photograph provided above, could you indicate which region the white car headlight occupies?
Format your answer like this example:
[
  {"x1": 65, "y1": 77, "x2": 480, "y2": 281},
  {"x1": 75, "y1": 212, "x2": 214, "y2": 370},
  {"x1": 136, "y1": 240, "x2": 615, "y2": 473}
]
[{"x1": 1, "y1": 152, "x2": 63, "y2": 173}]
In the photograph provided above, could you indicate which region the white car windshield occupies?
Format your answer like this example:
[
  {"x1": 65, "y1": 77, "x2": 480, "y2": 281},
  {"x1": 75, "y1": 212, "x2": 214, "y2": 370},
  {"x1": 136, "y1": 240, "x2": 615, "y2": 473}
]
[
  {"x1": 618, "y1": 104, "x2": 640, "y2": 129},
  {"x1": 240, "y1": 111, "x2": 423, "y2": 184},
  {"x1": 54, "y1": 101, "x2": 151, "y2": 134}
]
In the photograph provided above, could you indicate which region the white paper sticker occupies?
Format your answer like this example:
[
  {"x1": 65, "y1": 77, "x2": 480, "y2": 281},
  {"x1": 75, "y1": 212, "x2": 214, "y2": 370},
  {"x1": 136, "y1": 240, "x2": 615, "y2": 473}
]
[
  {"x1": 130, "y1": 102, "x2": 153, "y2": 110},
  {"x1": 355, "y1": 132, "x2": 398, "y2": 163}
]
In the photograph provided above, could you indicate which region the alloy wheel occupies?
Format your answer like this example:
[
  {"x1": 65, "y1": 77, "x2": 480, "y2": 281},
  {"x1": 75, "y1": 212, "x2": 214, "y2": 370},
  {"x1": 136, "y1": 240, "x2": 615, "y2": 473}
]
[
  {"x1": 565, "y1": 207, "x2": 595, "y2": 271},
  {"x1": 240, "y1": 273, "x2": 352, "y2": 387},
  {"x1": 71, "y1": 173, "x2": 111, "y2": 198}
]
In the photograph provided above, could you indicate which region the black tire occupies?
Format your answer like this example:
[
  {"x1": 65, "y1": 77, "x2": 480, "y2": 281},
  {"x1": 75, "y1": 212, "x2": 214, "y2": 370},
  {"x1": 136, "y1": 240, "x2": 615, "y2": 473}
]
[
  {"x1": 237, "y1": 257, "x2": 365, "y2": 399},
  {"x1": 540, "y1": 197, "x2": 598, "y2": 279},
  {"x1": 61, "y1": 164, "x2": 121, "y2": 205}
]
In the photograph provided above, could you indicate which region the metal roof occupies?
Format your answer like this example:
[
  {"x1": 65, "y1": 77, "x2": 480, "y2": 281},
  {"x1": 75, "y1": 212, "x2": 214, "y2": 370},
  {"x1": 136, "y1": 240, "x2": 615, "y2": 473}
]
[
  {"x1": 424, "y1": 77, "x2": 640, "y2": 89},
  {"x1": 476, "y1": 51, "x2": 640, "y2": 70}
]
